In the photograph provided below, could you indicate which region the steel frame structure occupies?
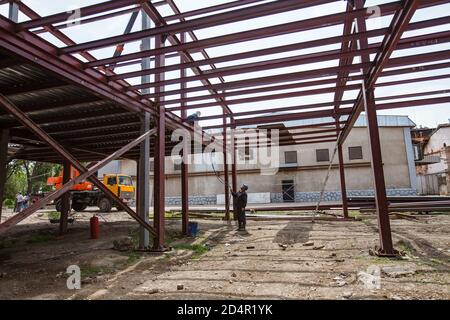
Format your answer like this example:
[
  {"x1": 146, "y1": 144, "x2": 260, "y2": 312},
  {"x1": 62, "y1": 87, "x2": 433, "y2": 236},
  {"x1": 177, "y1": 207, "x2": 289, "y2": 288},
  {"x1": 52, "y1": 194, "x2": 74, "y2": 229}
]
[{"x1": 0, "y1": 0, "x2": 449, "y2": 255}]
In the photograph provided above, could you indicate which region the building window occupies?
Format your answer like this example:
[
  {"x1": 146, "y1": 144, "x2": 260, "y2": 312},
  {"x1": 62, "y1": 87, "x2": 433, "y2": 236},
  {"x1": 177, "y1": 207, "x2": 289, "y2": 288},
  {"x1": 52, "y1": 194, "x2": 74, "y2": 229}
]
[
  {"x1": 174, "y1": 163, "x2": 182, "y2": 171},
  {"x1": 150, "y1": 160, "x2": 154, "y2": 171},
  {"x1": 284, "y1": 151, "x2": 298, "y2": 164},
  {"x1": 349, "y1": 146, "x2": 363, "y2": 160},
  {"x1": 239, "y1": 145, "x2": 254, "y2": 160},
  {"x1": 107, "y1": 176, "x2": 117, "y2": 185},
  {"x1": 245, "y1": 145, "x2": 253, "y2": 160},
  {"x1": 316, "y1": 149, "x2": 329, "y2": 162}
]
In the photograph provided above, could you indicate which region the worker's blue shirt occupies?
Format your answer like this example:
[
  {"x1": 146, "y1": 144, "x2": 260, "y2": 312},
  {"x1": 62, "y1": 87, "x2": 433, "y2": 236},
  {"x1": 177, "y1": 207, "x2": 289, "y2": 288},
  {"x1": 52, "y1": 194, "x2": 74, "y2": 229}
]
[
  {"x1": 232, "y1": 191, "x2": 248, "y2": 208},
  {"x1": 186, "y1": 114, "x2": 199, "y2": 124}
]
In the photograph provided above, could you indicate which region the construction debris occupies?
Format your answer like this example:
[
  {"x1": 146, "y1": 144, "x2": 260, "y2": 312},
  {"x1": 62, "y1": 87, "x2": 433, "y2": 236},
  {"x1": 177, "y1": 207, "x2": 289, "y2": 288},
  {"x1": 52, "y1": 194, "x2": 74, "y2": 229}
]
[
  {"x1": 382, "y1": 265, "x2": 416, "y2": 278},
  {"x1": 113, "y1": 237, "x2": 134, "y2": 252}
]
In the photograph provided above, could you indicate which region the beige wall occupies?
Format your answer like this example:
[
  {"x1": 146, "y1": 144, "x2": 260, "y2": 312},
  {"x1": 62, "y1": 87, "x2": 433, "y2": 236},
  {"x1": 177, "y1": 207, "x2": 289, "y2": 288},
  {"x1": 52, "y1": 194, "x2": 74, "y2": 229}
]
[{"x1": 120, "y1": 126, "x2": 413, "y2": 197}]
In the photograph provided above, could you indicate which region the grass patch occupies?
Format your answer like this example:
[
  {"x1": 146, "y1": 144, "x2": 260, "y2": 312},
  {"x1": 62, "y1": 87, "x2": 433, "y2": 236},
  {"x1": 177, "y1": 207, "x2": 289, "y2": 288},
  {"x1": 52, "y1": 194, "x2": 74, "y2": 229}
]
[
  {"x1": 354, "y1": 254, "x2": 403, "y2": 265},
  {"x1": 396, "y1": 240, "x2": 417, "y2": 257},
  {"x1": 166, "y1": 211, "x2": 182, "y2": 219},
  {"x1": 25, "y1": 233, "x2": 54, "y2": 244},
  {"x1": 47, "y1": 211, "x2": 61, "y2": 220},
  {"x1": 126, "y1": 252, "x2": 140, "y2": 264},
  {"x1": 348, "y1": 210, "x2": 361, "y2": 219},
  {"x1": 172, "y1": 243, "x2": 209, "y2": 259},
  {"x1": 80, "y1": 265, "x2": 110, "y2": 277}
]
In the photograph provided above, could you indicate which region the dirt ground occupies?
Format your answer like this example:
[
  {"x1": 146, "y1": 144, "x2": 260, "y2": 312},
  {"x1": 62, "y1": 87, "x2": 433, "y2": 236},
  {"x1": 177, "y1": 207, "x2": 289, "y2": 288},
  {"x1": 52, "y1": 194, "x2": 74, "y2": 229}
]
[{"x1": 0, "y1": 208, "x2": 449, "y2": 300}]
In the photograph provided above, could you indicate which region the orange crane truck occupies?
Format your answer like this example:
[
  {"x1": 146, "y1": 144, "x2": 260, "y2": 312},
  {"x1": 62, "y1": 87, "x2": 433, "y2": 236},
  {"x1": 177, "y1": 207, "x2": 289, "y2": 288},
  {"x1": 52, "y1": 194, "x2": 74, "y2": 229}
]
[{"x1": 47, "y1": 166, "x2": 135, "y2": 213}]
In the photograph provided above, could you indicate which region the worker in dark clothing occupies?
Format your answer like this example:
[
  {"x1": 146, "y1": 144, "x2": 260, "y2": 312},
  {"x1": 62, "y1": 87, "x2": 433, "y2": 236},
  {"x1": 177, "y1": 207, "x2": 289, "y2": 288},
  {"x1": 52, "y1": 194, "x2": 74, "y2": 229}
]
[
  {"x1": 231, "y1": 184, "x2": 248, "y2": 231},
  {"x1": 186, "y1": 111, "x2": 201, "y2": 125}
]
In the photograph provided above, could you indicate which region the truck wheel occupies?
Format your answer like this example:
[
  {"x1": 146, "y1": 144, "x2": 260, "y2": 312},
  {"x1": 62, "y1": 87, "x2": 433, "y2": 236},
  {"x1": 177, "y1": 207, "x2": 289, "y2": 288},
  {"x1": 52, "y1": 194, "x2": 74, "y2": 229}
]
[
  {"x1": 55, "y1": 199, "x2": 62, "y2": 212},
  {"x1": 98, "y1": 198, "x2": 112, "y2": 213},
  {"x1": 72, "y1": 203, "x2": 87, "y2": 212}
]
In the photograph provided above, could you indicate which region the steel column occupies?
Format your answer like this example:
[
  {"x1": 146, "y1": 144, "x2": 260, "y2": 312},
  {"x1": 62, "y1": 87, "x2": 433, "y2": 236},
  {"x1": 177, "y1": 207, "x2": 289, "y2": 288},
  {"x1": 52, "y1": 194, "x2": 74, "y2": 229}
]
[
  {"x1": 180, "y1": 32, "x2": 189, "y2": 235},
  {"x1": 152, "y1": 24, "x2": 166, "y2": 251},
  {"x1": 364, "y1": 87, "x2": 394, "y2": 255},
  {"x1": 8, "y1": 1, "x2": 19, "y2": 22},
  {"x1": 59, "y1": 161, "x2": 71, "y2": 235},
  {"x1": 223, "y1": 114, "x2": 230, "y2": 220},
  {"x1": 137, "y1": 9, "x2": 152, "y2": 250},
  {"x1": 231, "y1": 121, "x2": 238, "y2": 221},
  {"x1": 0, "y1": 128, "x2": 9, "y2": 223},
  {"x1": 138, "y1": 113, "x2": 151, "y2": 248},
  {"x1": 336, "y1": 120, "x2": 349, "y2": 218}
]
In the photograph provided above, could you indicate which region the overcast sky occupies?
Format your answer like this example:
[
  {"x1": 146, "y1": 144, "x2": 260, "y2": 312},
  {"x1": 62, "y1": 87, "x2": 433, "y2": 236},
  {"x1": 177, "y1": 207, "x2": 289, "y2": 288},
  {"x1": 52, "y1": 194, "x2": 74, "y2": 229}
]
[{"x1": 1, "y1": 0, "x2": 449, "y2": 129}]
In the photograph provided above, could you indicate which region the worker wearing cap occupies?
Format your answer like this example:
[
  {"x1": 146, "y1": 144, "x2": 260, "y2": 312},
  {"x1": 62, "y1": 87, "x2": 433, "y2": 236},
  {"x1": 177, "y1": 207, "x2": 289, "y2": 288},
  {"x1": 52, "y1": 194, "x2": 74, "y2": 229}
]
[
  {"x1": 231, "y1": 184, "x2": 248, "y2": 231},
  {"x1": 186, "y1": 111, "x2": 201, "y2": 125}
]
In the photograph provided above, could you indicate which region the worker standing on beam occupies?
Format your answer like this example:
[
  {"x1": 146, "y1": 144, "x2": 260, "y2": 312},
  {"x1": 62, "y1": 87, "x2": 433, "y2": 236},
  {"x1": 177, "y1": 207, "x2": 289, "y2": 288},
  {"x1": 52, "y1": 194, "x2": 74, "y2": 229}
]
[{"x1": 231, "y1": 184, "x2": 248, "y2": 231}]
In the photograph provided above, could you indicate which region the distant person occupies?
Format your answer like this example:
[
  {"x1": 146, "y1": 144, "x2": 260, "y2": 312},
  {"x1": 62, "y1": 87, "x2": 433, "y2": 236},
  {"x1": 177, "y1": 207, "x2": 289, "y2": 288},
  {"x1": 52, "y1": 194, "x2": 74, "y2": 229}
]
[
  {"x1": 186, "y1": 111, "x2": 201, "y2": 125},
  {"x1": 231, "y1": 184, "x2": 248, "y2": 231},
  {"x1": 22, "y1": 194, "x2": 29, "y2": 210},
  {"x1": 15, "y1": 192, "x2": 23, "y2": 212}
]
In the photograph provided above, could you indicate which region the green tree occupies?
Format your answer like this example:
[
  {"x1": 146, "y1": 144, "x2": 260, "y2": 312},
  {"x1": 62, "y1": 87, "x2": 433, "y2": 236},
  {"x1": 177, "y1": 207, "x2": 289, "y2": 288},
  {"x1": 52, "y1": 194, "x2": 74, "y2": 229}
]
[{"x1": 3, "y1": 160, "x2": 61, "y2": 205}]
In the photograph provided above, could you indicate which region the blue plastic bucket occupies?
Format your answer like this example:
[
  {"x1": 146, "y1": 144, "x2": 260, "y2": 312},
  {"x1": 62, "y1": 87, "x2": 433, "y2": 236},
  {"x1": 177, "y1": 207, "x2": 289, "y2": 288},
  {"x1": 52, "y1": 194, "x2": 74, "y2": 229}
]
[{"x1": 188, "y1": 222, "x2": 199, "y2": 237}]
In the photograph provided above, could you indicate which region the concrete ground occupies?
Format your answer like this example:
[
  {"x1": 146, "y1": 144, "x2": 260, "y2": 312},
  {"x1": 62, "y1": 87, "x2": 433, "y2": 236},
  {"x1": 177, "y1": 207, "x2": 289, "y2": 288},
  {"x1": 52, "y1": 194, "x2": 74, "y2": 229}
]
[{"x1": 0, "y1": 208, "x2": 448, "y2": 300}]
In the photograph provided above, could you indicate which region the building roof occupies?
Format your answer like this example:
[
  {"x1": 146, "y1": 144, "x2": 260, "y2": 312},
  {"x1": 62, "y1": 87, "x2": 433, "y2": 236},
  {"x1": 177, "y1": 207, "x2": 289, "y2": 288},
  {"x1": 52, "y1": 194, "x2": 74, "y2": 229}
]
[{"x1": 232, "y1": 114, "x2": 416, "y2": 131}]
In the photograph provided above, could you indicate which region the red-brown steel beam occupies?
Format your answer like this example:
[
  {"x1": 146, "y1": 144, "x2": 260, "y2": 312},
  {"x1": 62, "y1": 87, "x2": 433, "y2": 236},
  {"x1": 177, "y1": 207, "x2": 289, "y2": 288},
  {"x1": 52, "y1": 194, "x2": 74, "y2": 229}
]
[
  {"x1": 339, "y1": 0, "x2": 423, "y2": 146},
  {"x1": 33, "y1": 6, "x2": 140, "y2": 34},
  {"x1": 168, "y1": 84, "x2": 362, "y2": 111},
  {"x1": 122, "y1": 28, "x2": 450, "y2": 95},
  {"x1": 85, "y1": 0, "x2": 448, "y2": 71},
  {"x1": 140, "y1": 1, "x2": 232, "y2": 116},
  {"x1": 164, "y1": 0, "x2": 266, "y2": 22},
  {"x1": 364, "y1": 87, "x2": 394, "y2": 255},
  {"x1": 334, "y1": 1, "x2": 363, "y2": 112},
  {"x1": 137, "y1": 48, "x2": 450, "y2": 96},
  {"x1": 164, "y1": 0, "x2": 227, "y2": 84},
  {"x1": 195, "y1": 80, "x2": 450, "y2": 122},
  {"x1": 0, "y1": 15, "x2": 152, "y2": 113},
  {"x1": 377, "y1": 96, "x2": 450, "y2": 110},
  {"x1": 235, "y1": 107, "x2": 353, "y2": 127},
  {"x1": 200, "y1": 100, "x2": 356, "y2": 122},
  {"x1": 137, "y1": 26, "x2": 450, "y2": 93},
  {"x1": 18, "y1": 0, "x2": 145, "y2": 30},
  {"x1": 81, "y1": 1, "x2": 404, "y2": 67},
  {"x1": 0, "y1": 14, "x2": 197, "y2": 135},
  {"x1": 14, "y1": 1, "x2": 113, "y2": 76},
  {"x1": 359, "y1": 0, "x2": 420, "y2": 256},
  {"x1": 143, "y1": 47, "x2": 450, "y2": 101},
  {"x1": 61, "y1": 0, "x2": 336, "y2": 54},
  {"x1": 98, "y1": 13, "x2": 450, "y2": 72},
  {"x1": 0, "y1": 93, "x2": 157, "y2": 235},
  {"x1": 336, "y1": 118, "x2": 349, "y2": 218},
  {"x1": 194, "y1": 91, "x2": 449, "y2": 130}
]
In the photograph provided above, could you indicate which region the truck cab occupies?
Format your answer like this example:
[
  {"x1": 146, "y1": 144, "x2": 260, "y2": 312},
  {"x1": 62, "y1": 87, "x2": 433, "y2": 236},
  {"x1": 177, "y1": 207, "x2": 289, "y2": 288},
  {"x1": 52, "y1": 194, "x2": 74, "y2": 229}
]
[{"x1": 103, "y1": 174, "x2": 135, "y2": 204}]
